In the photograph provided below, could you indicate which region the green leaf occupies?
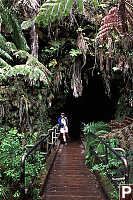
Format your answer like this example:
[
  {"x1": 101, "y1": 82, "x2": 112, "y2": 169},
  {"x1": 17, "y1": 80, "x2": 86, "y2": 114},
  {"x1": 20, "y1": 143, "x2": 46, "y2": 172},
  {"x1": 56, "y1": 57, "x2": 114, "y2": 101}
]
[
  {"x1": 0, "y1": 57, "x2": 11, "y2": 68},
  {"x1": 112, "y1": 67, "x2": 120, "y2": 72},
  {"x1": 91, "y1": 0, "x2": 99, "y2": 8},
  {"x1": 69, "y1": 49, "x2": 82, "y2": 57},
  {"x1": 76, "y1": 0, "x2": 83, "y2": 13},
  {"x1": 0, "y1": 48, "x2": 13, "y2": 61},
  {"x1": 21, "y1": 18, "x2": 36, "y2": 30}
]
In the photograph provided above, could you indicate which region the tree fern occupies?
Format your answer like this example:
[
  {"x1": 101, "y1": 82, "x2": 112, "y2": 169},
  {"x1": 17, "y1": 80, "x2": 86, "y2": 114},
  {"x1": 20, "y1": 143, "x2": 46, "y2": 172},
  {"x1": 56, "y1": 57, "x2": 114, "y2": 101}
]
[
  {"x1": 36, "y1": 0, "x2": 86, "y2": 26},
  {"x1": 0, "y1": 50, "x2": 51, "y2": 86},
  {"x1": 0, "y1": 35, "x2": 51, "y2": 85},
  {"x1": 96, "y1": 0, "x2": 133, "y2": 44},
  {"x1": 4, "y1": 65, "x2": 49, "y2": 85}
]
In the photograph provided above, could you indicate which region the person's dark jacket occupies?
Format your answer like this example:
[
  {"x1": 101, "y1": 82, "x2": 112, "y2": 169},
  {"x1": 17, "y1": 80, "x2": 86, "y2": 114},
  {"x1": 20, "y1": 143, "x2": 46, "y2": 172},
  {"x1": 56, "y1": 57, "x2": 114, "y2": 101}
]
[{"x1": 58, "y1": 117, "x2": 68, "y2": 128}]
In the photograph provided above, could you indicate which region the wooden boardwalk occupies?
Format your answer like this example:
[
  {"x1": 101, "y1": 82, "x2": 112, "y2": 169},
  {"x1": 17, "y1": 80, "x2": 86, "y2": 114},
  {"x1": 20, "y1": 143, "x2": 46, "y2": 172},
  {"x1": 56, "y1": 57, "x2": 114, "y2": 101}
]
[{"x1": 42, "y1": 139, "x2": 106, "y2": 200}]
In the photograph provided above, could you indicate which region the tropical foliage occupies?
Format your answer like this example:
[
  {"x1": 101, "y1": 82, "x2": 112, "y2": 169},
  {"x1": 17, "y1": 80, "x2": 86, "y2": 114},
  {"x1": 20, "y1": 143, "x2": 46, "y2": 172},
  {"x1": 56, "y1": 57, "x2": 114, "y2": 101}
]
[
  {"x1": 83, "y1": 121, "x2": 111, "y2": 165},
  {"x1": 0, "y1": 127, "x2": 46, "y2": 200},
  {"x1": 83, "y1": 121, "x2": 124, "y2": 200}
]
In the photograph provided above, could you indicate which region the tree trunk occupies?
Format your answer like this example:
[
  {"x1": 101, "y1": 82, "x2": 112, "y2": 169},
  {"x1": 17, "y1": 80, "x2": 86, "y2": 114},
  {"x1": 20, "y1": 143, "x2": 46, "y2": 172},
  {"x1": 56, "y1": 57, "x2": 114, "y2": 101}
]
[
  {"x1": 30, "y1": 0, "x2": 40, "y2": 58},
  {"x1": 31, "y1": 24, "x2": 38, "y2": 59},
  {"x1": 0, "y1": 14, "x2": 1, "y2": 32}
]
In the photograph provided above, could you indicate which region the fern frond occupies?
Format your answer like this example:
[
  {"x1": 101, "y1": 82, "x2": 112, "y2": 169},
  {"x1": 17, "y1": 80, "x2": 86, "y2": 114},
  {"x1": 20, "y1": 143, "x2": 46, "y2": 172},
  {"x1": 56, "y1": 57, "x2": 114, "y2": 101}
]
[
  {"x1": 14, "y1": 50, "x2": 29, "y2": 60},
  {"x1": 5, "y1": 42, "x2": 17, "y2": 53},
  {"x1": 5, "y1": 65, "x2": 49, "y2": 85},
  {"x1": 0, "y1": 33, "x2": 6, "y2": 44},
  {"x1": 0, "y1": 34, "x2": 16, "y2": 67},
  {"x1": 0, "y1": 42, "x2": 17, "y2": 67},
  {"x1": 14, "y1": 50, "x2": 51, "y2": 74},
  {"x1": 83, "y1": 121, "x2": 110, "y2": 135},
  {"x1": 12, "y1": 50, "x2": 51, "y2": 85},
  {"x1": 0, "y1": 57, "x2": 11, "y2": 68},
  {"x1": 11, "y1": 14, "x2": 29, "y2": 51},
  {"x1": 21, "y1": 18, "x2": 36, "y2": 30},
  {"x1": 0, "y1": 1, "x2": 29, "y2": 51},
  {"x1": 36, "y1": 0, "x2": 85, "y2": 25},
  {"x1": 97, "y1": 0, "x2": 133, "y2": 44},
  {"x1": 91, "y1": 0, "x2": 99, "y2": 9},
  {"x1": 0, "y1": 48, "x2": 13, "y2": 61},
  {"x1": 0, "y1": 4, "x2": 13, "y2": 31},
  {"x1": 26, "y1": 56, "x2": 52, "y2": 75},
  {"x1": 76, "y1": 0, "x2": 84, "y2": 13}
]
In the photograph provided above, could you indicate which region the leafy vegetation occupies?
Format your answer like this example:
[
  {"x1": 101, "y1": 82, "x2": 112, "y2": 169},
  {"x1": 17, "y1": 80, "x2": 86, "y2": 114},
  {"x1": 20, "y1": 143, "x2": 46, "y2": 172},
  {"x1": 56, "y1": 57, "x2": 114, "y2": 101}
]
[
  {"x1": 0, "y1": 126, "x2": 46, "y2": 200},
  {"x1": 83, "y1": 121, "x2": 110, "y2": 165},
  {"x1": 83, "y1": 121, "x2": 125, "y2": 200}
]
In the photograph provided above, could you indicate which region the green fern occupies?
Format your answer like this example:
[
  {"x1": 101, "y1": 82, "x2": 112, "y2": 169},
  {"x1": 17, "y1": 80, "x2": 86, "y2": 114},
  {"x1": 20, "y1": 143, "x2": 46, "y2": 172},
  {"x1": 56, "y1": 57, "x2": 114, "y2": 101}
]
[
  {"x1": 0, "y1": 2, "x2": 29, "y2": 51},
  {"x1": 14, "y1": 50, "x2": 29, "y2": 60},
  {"x1": 0, "y1": 48, "x2": 13, "y2": 61},
  {"x1": 5, "y1": 65, "x2": 49, "y2": 85},
  {"x1": 0, "y1": 57, "x2": 11, "y2": 68},
  {"x1": 0, "y1": 34, "x2": 17, "y2": 67},
  {"x1": 0, "y1": 42, "x2": 17, "y2": 58},
  {"x1": 21, "y1": 18, "x2": 36, "y2": 30},
  {"x1": 0, "y1": 33, "x2": 7, "y2": 44},
  {"x1": 36, "y1": 0, "x2": 85, "y2": 26},
  {"x1": 14, "y1": 50, "x2": 51, "y2": 74},
  {"x1": 4, "y1": 42, "x2": 18, "y2": 53},
  {"x1": 84, "y1": 121, "x2": 110, "y2": 165},
  {"x1": 83, "y1": 121, "x2": 110, "y2": 136},
  {"x1": 76, "y1": 0, "x2": 84, "y2": 13},
  {"x1": 90, "y1": 0, "x2": 99, "y2": 8},
  {"x1": 11, "y1": 14, "x2": 29, "y2": 51},
  {"x1": 0, "y1": 50, "x2": 51, "y2": 85},
  {"x1": 22, "y1": 0, "x2": 106, "y2": 28}
]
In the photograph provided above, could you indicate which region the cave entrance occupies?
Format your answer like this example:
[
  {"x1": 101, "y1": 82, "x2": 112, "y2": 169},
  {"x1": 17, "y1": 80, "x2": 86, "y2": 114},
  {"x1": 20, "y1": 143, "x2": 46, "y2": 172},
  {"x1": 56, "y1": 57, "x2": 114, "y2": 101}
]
[
  {"x1": 62, "y1": 75, "x2": 118, "y2": 139},
  {"x1": 50, "y1": 72, "x2": 120, "y2": 139}
]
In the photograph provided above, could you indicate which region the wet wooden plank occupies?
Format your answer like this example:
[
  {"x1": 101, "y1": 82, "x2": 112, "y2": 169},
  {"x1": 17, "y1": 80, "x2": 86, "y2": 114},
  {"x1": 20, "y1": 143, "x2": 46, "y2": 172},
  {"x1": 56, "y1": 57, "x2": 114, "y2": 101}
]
[{"x1": 41, "y1": 139, "x2": 106, "y2": 200}]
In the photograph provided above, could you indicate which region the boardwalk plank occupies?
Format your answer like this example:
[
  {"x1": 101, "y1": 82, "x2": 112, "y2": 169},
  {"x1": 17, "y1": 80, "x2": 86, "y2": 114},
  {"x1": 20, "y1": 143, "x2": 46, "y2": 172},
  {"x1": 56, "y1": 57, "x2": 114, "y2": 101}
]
[{"x1": 41, "y1": 139, "x2": 106, "y2": 200}]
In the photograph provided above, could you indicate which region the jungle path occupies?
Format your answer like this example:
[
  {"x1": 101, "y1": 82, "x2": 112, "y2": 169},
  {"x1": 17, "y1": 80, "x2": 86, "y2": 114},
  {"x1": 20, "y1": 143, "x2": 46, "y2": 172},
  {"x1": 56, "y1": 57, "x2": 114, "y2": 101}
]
[{"x1": 41, "y1": 139, "x2": 106, "y2": 200}]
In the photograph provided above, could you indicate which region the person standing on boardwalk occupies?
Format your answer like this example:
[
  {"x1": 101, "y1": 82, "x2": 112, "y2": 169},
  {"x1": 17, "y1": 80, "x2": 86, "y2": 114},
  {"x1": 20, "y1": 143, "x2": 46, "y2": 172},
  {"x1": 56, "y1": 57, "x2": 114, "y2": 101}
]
[{"x1": 58, "y1": 112, "x2": 68, "y2": 145}]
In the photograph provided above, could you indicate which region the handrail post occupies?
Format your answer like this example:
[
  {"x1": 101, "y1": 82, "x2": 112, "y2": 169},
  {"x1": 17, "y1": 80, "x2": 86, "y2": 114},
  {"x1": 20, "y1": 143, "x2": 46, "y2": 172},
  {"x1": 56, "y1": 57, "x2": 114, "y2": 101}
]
[
  {"x1": 113, "y1": 148, "x2": 129, "y2": 184},
  {"x1": 121, "y1": 156, "x2": 129, "y2": 184},
  {"x1": 52, "y1": 130, "x2": 54, "y2": 144},
  {"x1": 20, "y1": 155, "x2": 26, "y2": 200},
  {"x1": 105, "y1": 144, "x2": 108, "y2": 164}
]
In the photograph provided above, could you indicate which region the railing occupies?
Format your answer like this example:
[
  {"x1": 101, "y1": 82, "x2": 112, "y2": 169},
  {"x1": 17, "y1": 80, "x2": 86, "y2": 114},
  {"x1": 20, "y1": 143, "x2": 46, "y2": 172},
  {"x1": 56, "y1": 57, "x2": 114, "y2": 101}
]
[
  {"x1": 20, "y1": 124, "x2": 60, "y2": 199},
  {"x1": 88, "y1": 133, "x2": 129, "y2": 188}
]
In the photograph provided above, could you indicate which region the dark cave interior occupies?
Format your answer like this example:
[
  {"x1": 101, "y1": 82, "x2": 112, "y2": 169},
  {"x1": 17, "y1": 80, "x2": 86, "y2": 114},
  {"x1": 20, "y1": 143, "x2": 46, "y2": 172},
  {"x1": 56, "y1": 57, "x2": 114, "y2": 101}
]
[
  {"x1": 64, "y1": 77, "x2": 116, "y2": 138},
  {"x1": 51, "y1": 73, "x2": 120, "y2": 139}
]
